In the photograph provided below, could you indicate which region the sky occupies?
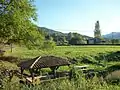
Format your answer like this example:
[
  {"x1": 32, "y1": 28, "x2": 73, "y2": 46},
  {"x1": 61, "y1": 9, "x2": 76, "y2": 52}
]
[{"x1": 34, "y1": 0, "x2": 120, "y2": 37}]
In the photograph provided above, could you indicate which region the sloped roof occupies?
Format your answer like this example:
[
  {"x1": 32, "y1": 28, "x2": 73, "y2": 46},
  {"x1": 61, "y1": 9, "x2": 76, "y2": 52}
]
[{"x1": 18, "y1": 56, "x2": 71, "y2": 69}]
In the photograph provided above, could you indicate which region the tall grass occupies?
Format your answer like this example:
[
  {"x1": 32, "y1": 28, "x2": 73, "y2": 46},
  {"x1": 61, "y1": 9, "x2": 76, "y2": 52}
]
[{"x1": 2, "y1": 71, "x2": 120, "y2": 90}]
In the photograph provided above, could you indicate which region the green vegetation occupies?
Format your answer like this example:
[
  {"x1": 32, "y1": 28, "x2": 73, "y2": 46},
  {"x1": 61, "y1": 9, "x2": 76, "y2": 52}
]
[
  {"x1": 1, "y1": 0, "x2": 120, "y2": 90},
  {"x1": 39, "y1": 27, "x2": 90, "y2": 45},
  {"x1": 5, "y1": 45, "x2": 120, "y2": 59},
  {"x1": 39, "y1": 27, "x2": 120, "y2": 45},
  {"x1": 0, "y1": 46, "x2": 119, "y2": 90},
  {"x1": 0, "y1": 0, "x2": 55, "y2": 49},
  {"x1": 0, "y1": 0, "x2": 38, "y2": 43}
]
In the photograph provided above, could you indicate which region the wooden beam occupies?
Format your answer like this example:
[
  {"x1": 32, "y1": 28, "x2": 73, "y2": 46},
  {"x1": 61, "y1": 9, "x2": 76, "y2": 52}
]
[{"x1": 30, "y1": 56, "x2": 41, "y2": 69}]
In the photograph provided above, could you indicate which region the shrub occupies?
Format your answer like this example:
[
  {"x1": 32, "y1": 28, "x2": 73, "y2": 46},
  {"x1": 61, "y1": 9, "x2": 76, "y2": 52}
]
[{"x1": 43, "y1": 41, "x2": 56, "y2": 49}]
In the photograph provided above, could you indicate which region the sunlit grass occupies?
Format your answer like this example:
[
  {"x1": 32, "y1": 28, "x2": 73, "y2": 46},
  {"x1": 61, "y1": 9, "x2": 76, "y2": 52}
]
[
  {"x1": 5, "y1": 45, "x2": 120, "y2": 59},
  {"x1": 2, "y1": 45, "x2": 120, "y2": 90}
]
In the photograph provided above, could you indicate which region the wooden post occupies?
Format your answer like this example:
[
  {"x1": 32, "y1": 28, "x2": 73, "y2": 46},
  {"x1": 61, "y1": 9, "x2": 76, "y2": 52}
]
[
  {"x1": 30, "y1": 69, "x2": 34, "y2": 83},
  {"x1": 31, "y1": 72, "x2": 34, "y2": 83},
  {"x1": 10, "y1": 43, "x2": 12, "y2": 52},
  {"x1": 54, "y1": 69, "x2": 56, "y2": 78},
  {"x1": 21, "y1": 68, "x2": 24, "y2": 79},
  {"x1": 50, "y1": 67, "x2": 56, "y2": 78}
]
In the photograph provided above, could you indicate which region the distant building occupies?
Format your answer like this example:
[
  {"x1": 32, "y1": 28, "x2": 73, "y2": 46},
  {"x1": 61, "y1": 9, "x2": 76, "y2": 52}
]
[
  {"x1": 87, "y1": 38, "x2": 94, "y2": 44},
  {"x1": 87, "y1": 38, "x2": 105, "y2": 44},
  {"x1": 87, "y1": 38, "x2": 100, "y2": 44}
]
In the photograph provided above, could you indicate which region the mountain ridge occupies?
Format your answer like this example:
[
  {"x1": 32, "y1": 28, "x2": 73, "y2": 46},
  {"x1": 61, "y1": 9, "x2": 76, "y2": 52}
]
[
  {"x1": 39, "y1": 27, "x2": 120, "y2": 40},
  {"x1": 103, "y1": 32, "x2": 120, "y2": 39},
  {"x1": 39, "y1": 27, "x2": 92, "y2": 38}
]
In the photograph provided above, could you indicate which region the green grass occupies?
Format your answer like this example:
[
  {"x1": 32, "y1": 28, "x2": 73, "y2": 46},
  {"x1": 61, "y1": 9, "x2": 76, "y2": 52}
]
[
  {"x1": 5, "y1": 45, "x2": 120, "y2": 68},
  {"x1": 5, "y1": 45, "x2": 120, "y2": 58},
  {"x1": 2, "y1": 45, "x2": 120, "y2": 90},
  {"x1": 4, "y1": 45, "x2": 120, "y2": 71}
]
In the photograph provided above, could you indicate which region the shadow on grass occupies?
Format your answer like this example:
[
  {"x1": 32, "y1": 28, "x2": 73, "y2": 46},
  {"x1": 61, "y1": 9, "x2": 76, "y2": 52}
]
[
  {"x1": 0, "y1": 56, "x2": 20, "y2": 63},
  {"x1": 95, "y1": 51, "x2": 120, "y2": 62}
]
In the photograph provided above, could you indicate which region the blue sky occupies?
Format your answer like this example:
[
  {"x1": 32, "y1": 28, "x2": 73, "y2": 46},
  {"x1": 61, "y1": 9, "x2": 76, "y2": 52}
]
[{"x1": 34, "y1": 0, "x2": 120, "y2": 37}]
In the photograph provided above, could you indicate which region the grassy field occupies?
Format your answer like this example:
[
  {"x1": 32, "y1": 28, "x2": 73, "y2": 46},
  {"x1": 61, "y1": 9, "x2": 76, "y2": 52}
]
[
  {"x1": 1, "y1": 45, "x2": 120, "y2": 90},
  {"x1": 5, "y1": 45, "x2": 120, "y2": 58},
  {"x1": 4, "y1": 45, "x2": 120, "y2": 73},
  {"x1": 5, "y1": 45, "x2": 120, "y2": 67}
]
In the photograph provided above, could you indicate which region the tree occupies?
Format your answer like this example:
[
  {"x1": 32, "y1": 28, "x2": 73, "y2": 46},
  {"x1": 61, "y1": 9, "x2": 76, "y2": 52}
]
[
  {"x1": 94, "y1": 21, "x2": 101, "y2": 38},
  {"x1": 51, "y1": 33, "x2": 68, "y2": 45},
  {"x1": 111, "y1": 39, "x2": 120, "y2": 44},
  {"x1": 69, "y1": 37, "x2": 85, "y2": 45},
  {"x1": 67, "y1": 32, "x2": 73, "y2": 41},
  {"x1": 0, "y1": 0, "x2": 43, "y2": 48},
  {"x1": 68, "y1": 33, "x2": 87, "y2": 45}
]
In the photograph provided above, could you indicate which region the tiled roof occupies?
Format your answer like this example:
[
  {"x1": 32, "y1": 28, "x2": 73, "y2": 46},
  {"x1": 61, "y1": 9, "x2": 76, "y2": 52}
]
[{"x1": 18, "y1": 56, "x2": 71, "y2": 69}]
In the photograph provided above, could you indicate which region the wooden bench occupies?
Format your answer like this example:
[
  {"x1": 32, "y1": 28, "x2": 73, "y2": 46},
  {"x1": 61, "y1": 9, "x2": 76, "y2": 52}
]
[
  {"x1": 73, "y1": 65, "x2": 89, "y2": 69},
  {"x1": 26, "y1": 75, "x2": 54, "y2": 84},
  {"x1": 73, "y1": 65, "x2": 89, "y2": 73},
  {"x1": 26, "y1": 76, "x2": 43, "y2": 84}
]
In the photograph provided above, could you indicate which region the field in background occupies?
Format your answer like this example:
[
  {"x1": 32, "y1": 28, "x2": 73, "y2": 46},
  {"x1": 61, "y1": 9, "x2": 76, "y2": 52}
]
[{"x1": 5, "y1": 45, "x2": 120, "y2": 58}]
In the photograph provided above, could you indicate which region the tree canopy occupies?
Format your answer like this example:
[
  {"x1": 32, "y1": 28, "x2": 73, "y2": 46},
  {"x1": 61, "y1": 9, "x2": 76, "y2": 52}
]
[{"x1": 0, "y1": 0, "x2": 44, "y2": 48}]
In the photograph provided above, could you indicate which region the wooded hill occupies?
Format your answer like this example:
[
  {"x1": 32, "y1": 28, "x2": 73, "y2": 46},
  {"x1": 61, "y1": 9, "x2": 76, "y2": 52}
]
[{"x1": 38, "y1": 27, "x2": 92, "y2": 45}]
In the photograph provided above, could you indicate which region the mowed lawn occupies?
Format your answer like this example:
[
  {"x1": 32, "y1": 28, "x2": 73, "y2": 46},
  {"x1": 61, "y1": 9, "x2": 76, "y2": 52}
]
[{"x1": 5, "y1": 45, "x2": 120, "y2": 59}]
